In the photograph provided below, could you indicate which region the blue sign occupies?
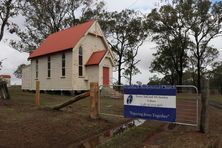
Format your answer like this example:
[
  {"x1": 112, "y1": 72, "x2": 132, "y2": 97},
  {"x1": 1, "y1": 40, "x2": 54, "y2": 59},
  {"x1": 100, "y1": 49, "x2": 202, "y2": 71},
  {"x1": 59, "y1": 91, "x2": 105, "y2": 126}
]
[{"x1": 124, "y1": 85, "x2": 176, "y2": 122}]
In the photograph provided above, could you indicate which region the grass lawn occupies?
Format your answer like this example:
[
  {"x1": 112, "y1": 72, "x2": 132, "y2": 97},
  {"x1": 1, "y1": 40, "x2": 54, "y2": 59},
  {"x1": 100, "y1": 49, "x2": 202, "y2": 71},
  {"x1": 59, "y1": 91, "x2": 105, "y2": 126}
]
[
  {"x1": 0, "y1": 86, "x2": 129, "y2": 148},
  {"x1": 98, "y1": 121, "x2": 164, "y2": 148},
  {"x1": 209, "y1": 94, "x2": 222, "y2": 104},
  {"x1": 3, "y1": 86, "x2": 221, "y2": 147},
  {"x1": 98, "y1": 93, "x2": 222, "y2": 148}
]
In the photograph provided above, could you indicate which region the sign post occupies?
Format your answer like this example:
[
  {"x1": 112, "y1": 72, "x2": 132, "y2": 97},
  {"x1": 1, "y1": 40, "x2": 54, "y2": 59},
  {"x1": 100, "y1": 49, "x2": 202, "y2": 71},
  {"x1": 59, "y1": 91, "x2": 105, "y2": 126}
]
[{"x1": 124, "y1": 85, "x2": 176, "y2": 122}]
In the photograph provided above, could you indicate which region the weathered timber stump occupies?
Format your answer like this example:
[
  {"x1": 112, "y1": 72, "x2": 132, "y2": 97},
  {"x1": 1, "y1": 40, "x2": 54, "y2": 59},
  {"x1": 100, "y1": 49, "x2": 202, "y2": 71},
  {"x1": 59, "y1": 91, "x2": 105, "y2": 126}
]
[
  {"x1": 52, "y1": 92, "x2": 90, "y2": 110},
  {"x1": 0, "y1": 81, "x2": 10, "y2": 99}
]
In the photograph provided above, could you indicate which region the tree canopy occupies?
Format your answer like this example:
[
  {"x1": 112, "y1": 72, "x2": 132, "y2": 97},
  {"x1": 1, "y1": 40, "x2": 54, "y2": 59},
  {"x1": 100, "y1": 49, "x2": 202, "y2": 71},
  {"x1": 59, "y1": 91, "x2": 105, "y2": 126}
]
[
  {"x1": 147, "y1": 4, "x2": 190, "y2": 85},
  {"x1": 14, "y1": 63, "x2": 26, "y2": 79},
  {"x1": 11, "y1": 0, "x2": 96, "y2": 52},
  {"x1": 99, "y1": 10, "x2": 148, "y2": 85},
  {"x1": 82, "y1": 8, "x2": 148, "y2": 85},
  {"x1": 208, "y1": 62, "x2": 222, "y2": 94},
  {"x1": 147, "y1": 0, "x2": 222, "y2": 91},
  {"x1": 0, "y1": 0, "x2": 19, "y2": 42},
  {"x1": 186, "y1": 0, "x2": 222, "y2": 91}
]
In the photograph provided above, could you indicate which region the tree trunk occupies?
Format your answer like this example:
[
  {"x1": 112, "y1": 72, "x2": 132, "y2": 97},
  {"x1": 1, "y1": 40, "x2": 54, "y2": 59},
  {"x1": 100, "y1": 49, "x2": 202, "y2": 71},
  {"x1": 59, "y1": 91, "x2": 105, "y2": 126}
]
[
  {"x1": 178, "y1": 71, "x2": 183, "y2": 85},
  {"x1": 179, "y1": 53, "x2": 183, "y2": 85},
  {"x1": 196, "y1": 39, "x2": 201, "y2": 93},
  {"x1": 197, "y1": 56, "x2": 201, "y2": 93},
  {"x1": 0, "y1": 0, "x2": 12, "y2": 42},
  {"x1": 177, "y1": 72, "x2": 183, "y2": 93},
  {"x1": 178, "y1": 57, "x2": 183, "y2": 92},
  {"x1": 118, "y1": 64, "x2": 121, "y2": 85},
  {"x1": 0, "y1": 17, "x2": 7, "y2": 42},
  {"x1": 129, "y1": 62, "x2": 133, "y2": 85},
  {"x1": 129, "y1": 74, "x2": 132, "y2": 85},
  {"x1": 52, "y1": 92, "x2": 90, "y2": 110}
]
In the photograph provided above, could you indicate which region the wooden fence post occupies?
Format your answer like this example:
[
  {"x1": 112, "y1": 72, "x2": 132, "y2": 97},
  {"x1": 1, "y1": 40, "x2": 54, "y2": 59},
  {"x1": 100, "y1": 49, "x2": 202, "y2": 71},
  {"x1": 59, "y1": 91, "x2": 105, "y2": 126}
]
[
  {"x1": 199, "y1": 78, "x2": 209, "y2": 133},
  {"x1": 35, "y1": 81, "x2": 40, "y2": 106},
  {"x1": 90, "y1": 82, "x2": 99, "y2": 119},
  {"x1": 0, "y1": 81, "x2": 10, "y2": 99},
  {"x1": 4, "y1": 82, "x2": 10, "y2": 99}
]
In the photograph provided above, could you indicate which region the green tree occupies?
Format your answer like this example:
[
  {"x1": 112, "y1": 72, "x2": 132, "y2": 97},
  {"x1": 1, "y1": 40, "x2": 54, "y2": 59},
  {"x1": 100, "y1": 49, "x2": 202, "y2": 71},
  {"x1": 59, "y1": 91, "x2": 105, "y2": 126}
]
[
  {"x1": 185, "y1": 0, "x2": 222, "y2": 92},
  {"x1": 148, "y1": 75, "x2": 163, "y2": 85},
  {"x1": 99, "y1": 10, "x2": 148, "y2": 85},
  {"x1": 183, "y1": 58, "x2": 197, "y2": 86},
  {"x1": 150, "y1": 45, "x2": 178, "y2": 85},
  {"x1": 80, "y1": 1, "x2": 106, "y2": 22},
  {"x1": 84, "y1": 9, "x2": 148, "y2": 85},
  {"x1": 0, "y1": 0, "x2": 19, "y2": 41},
  {"x1": 147, "y1": 0, "x2": 222, "y2": 92},
  {"x1": 123, "y1": 49, "x2": 141, "y2": 85},
  {"x1": 83, "y1": 9, "x2": 148, "y2": 85},
  {"x1": 208, "y1": 62, "x2": 222, "y2": 94},
  {"x1": 11, "y1": 0, "x2": 96, "y2": 52},
  {"x1": 147, "y1": 4, "x2": 189, "y2": 85},
  {"x1": 14, "y1": 64, "x2": 26, "y2": 79}
]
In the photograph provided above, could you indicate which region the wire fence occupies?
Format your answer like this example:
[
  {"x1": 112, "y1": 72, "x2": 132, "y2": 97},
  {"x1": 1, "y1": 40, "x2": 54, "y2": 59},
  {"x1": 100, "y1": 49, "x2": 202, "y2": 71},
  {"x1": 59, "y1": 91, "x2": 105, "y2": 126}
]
[{"x1": 99, "y1": 85, "x2": 199, "y2": 127}]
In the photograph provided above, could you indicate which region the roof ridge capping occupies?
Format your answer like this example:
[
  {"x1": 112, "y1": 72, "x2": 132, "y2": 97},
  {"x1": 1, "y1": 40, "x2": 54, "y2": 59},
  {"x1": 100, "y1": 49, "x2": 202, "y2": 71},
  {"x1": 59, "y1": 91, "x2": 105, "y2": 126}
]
[
  {"x1": 48, "y1": 20, "x2": 95, "y2": 37},
  {"x1": 94, "y1": 49, "x2": 107, "y2": 53}
]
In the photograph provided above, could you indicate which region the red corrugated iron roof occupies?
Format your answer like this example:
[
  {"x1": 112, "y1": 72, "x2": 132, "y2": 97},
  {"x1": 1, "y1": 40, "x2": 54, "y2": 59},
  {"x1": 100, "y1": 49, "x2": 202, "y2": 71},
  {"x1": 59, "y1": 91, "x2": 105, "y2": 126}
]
[
  {"x1": 86, "y1": 50, "x2": 107, "y2": 66},
  {"x1": 0, "y1": 75, "x2": 11, "y2": 78},
  {"x1": 29, "y1": 20, "x2": 95, "y2": 59}
]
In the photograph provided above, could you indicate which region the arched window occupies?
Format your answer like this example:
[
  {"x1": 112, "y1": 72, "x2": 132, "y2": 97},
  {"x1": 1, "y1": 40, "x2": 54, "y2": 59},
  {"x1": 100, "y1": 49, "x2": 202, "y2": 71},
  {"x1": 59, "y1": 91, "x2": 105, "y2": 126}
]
[{"x1": 79, "y1": 46, "x2": 83, "y2": 76}]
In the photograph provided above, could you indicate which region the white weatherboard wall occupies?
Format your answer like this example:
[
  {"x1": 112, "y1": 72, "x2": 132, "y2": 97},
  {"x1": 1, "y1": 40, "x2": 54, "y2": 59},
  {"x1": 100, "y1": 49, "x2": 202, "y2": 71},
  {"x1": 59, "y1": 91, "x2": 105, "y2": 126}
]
[
  {"x1": 72, "y1": 22, "x2": 109, "y2": 90},
  {"x1": 85, "y1": 65, "x2": 99, "y2": 84},
  {"x1": 99, "y1": 55, "x2": 113, "y2": 86},
  {"x1": 22, "y1": 65, "x2": 31, "y2": 89},
  {"x1": 22, "y1": 21, "x2": 113, "y2": 91},
  {"x1": 85, "y1": 53, "x2": 113, "y2": 87},
  {"x1": 26, "y1": 50, "x2": 73, "y2": 90}
]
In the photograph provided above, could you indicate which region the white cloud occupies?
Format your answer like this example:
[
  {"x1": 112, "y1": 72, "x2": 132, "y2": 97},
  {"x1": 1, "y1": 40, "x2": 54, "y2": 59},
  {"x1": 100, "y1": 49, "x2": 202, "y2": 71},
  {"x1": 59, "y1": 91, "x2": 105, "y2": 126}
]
[
  {"x1": 210, "y1": 37, "x2": 222, "y2": 60},
  {"x1": 131, "y1": 40, "x2": 157, "y2": 84},
  {"x1": 0, "y1": 42, "x2": 29, "y2": 85},
  {"x1": 103, "y1": 0, "x2": 158, "y2": 12}
]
